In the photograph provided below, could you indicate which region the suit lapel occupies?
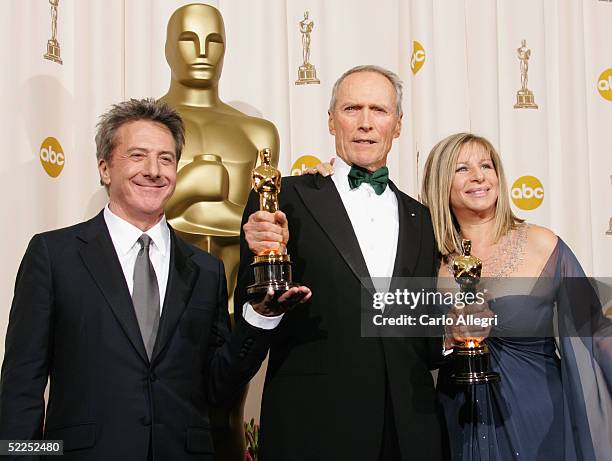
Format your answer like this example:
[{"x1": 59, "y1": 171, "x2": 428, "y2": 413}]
[
  {"x1": 389, "y1": 181, "x2": 421, "y2": 286},
  {"x1": 151, "y1": 230, "x2": 198, "y2": 365},
  {"x1": 78, "y1": 212, "x2": 149, "y2": 364},
  {"x1": 295, "y1": 175, "x2": 374, "y2": 294}
]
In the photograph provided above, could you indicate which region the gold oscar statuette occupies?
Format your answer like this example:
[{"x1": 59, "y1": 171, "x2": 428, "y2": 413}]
[
  {"x1": 514, "y1": 39, "x2": 537, "y2": 109},
  {"x1": 295, "y1": 11, "x2": 320, "y2": 85},
  {"x1": 450, "y1": 239, "x2": 500, "y2": 385},
  {"x1": 247, "y1": 149, "x2": 299, "y2": 302},
  {"x1": 43, "y1": 0, "x2": 62, "y2": 64}
]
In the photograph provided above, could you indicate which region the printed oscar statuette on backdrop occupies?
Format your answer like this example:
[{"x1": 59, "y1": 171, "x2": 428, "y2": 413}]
[
  {"x1": 450, "y1": 240, "x2": 500, "y2": 385},
  {"x1": 295, "y1": 11, "x2": 320, "y2": 85},
  {"x1": 514, "y1": 39, "x2": 537, "y2": 109},
  {"x1": 43, "y1": 0, "x2": 63, "y2": 64},
  {"x1": 247, "y1": 149, "x2": 300, "y2": 307}
]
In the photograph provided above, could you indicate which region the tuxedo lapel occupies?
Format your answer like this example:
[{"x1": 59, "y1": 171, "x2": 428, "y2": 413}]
[
  {"x1": 294, "y1": 175, "x2": 374, "y2": 295},
  {"x1": 389, "y1": 181, "x2": 421, "y2": 284},
  {"x1": 78, "y1": 212, "x2": 149, "y2": 364},
  {"x1": 150, "y1": 231, "x2": 198, "y2": 365}
]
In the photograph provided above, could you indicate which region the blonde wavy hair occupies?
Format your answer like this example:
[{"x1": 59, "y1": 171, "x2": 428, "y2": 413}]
[{"x1": 421, "y1": 133, "x2": 523, "y2": 256}]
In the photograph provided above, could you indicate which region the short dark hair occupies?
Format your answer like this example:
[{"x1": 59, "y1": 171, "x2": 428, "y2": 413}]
[{"x1": 95, "y1": 98, "x2": 185, "y2": 165}]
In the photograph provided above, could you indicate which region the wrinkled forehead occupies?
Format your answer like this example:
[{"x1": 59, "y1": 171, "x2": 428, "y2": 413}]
[
  {"x1": 336, "y1": 71, "x2": 396, "y2": 107},
  {"x1": 167, "y1": 5, "x2": 225, "y2": 41}
]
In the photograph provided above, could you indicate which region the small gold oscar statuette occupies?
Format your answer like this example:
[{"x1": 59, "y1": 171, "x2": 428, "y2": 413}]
[
  {"x1": 247, "y1": 149, "x2": 300, "y2": 303},
  {"x1": 43, "y1": 0, "x2": 63, "y2": 64},
  {"x1": 295, "y1": 11, "x2": 320, "y2": 85},
  {"x1": 514, "y1": 39, "x2": 537, "y2": 109},
  {"x1": 450, "y1": 239, "x2": 500, "y2": 385}
]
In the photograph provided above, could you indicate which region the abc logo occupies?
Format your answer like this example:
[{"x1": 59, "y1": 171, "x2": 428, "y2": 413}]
[
  {"x1": 291, "y1": 155, "x2": 322, "y2": 176},
  {"x1": 410, "y1": 41, "x2": 425, "y2": 75},
  {"x1": 597, "y1": 68, "x2": 612, "y2": 101},
  {"x1": 39, "y1": 137, "x2": 65, "y2": 178},
  {"x1": 511, "y1": 176, "x2": 544, "y2": 210}
]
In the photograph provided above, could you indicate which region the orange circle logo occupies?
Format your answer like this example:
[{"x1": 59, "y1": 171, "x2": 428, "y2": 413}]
[
  {"x1": 511, "y1": 176, "x2": 544, "y2": 210},
  {"x1": 39, "y1": 137, "x2": 65, "y2": 177},
  {"x1": 410, "y1": 41, "x2": 426, "y2": 75},
  {"x1": 291, "y1": 155, "x2": 322, "y2": 176},
  {"x1": 597, "y1": 69, "x2": 612, "y2": 101}
]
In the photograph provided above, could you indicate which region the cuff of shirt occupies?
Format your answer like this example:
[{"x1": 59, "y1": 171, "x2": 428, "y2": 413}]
[
  {"x1": 442, "y1": 334, "x2": 454, "y2": 356},
  {"x1": 242, "y1": 302, "x2": 284, "y2": 330}
]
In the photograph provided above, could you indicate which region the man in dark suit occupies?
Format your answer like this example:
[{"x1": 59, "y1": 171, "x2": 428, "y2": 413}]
[
  {"x1": 235, "y1": 66, "x2": 447, "y2": 460},
  {"x1": 0, "y1": 98, "x2": 307, "y2": 460}
]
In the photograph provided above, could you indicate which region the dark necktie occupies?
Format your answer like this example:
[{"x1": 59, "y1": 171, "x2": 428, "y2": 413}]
[
  {"x1": 132, "y1": 234, "x2": 160, "y2": 359},
  {"x1": 347, "y1": 165, "x2": 389, "y2": 195}
]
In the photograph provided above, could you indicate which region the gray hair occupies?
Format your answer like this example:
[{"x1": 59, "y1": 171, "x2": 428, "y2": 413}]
[
  {"x1": 328, "y1": 65, "x2": 403, "y2": 116},
  {"x1": 95, "y1": 98, "x2": 185, "y2": 165}
]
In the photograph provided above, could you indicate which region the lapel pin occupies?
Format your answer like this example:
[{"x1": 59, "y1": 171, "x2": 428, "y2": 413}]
[{"x1": 410, "y1": 212, "x2": 416, "y2": 217}]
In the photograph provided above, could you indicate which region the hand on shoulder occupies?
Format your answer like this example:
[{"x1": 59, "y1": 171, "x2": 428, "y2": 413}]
[{"x1": 303, "y1": 157, "x2": 335, "y2": 176}]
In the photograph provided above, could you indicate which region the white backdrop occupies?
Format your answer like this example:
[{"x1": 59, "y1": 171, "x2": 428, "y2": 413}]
[{"x1": 2, "y1": 0, "x2": 611, "y2": 422}]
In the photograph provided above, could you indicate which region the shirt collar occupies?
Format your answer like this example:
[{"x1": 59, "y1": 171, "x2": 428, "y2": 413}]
[
  {"x1": 103, "y1": 205, "x2": 170, "y2": 257},
  {"x1": 331, "y1": 155, "x2": 353, "y2": 193}
]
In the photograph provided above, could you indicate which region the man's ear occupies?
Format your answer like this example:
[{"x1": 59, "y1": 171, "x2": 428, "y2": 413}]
[
  {"x1": 328, "y1": 111, "x2": 336, "y2": 135},
  {"x1": 98, "y1": 158, "x2": 111, "y2": 186},
  {"x1": 393, "y1": 112, "x2": 403, "y2": 139}
]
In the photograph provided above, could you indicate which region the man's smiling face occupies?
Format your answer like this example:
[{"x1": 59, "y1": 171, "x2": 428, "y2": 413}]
[
  {"x1": 328, "y1": 70, "x2": 402, "y2": 172},
  {"x1": 98, "y1": 119, "x2": 177, "y2": 227}
]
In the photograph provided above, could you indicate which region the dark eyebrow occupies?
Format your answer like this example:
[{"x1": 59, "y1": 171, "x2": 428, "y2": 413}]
[{"x1": 126, "y1": 147, "x2": 175, "y2": 157}]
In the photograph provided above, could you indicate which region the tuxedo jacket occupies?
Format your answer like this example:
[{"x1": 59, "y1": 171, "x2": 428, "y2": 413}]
[
  {"x1": 235, "y1": 174, "x2": 448, "y2": 461},
  {"x1": 0, "y1": 211, "x2": 271, "y2": 460}
]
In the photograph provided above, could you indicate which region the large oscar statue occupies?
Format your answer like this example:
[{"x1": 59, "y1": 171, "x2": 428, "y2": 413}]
[{"x1": 160, "y1": 4, "x2": 280, "y2": 460}]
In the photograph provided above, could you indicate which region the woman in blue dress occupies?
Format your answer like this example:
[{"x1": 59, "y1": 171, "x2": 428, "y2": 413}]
[{"x1": 421, "y1": 132, "x2": 611, "y2": 460}]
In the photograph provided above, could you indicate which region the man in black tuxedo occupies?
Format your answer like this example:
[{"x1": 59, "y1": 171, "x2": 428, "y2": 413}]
[
  {"x1": 235, "y1": 66, "x2": 447, "y2": 460},
  {"x1": 0, "y1": 98, "x2": 308, "y2": 460}
]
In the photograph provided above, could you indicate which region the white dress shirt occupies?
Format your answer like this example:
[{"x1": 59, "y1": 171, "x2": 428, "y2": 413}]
[
  {"x1": 331, "y1": 156, "x2": 399, "y2": 283},
  {"x1": 104, "y1": 206, "x2": 170, "y2": 312},
  {"x1": 104, "y1": 206, "x2": 280, "y2": 329}
]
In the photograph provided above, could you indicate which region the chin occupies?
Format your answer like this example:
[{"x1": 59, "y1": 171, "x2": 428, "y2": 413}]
[
  {"x1": 467, "y1": 204, "x2": 496, "y2": 214},
  {"x1": 352, "y1": 154, "x2": 381, "y2": 168}
]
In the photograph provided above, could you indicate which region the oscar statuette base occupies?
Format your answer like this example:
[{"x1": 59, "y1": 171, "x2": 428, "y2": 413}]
[
  {"x1": 247, "y1": 254, "x2": 299, "y2": 304},
  {"x1": 295, "y1": 64, "x2": 320, "y2": 85},
  {"x1": 44, "y1": 40, "x2": 62, "y2": 64},
  {"x1": 451, "y1": 344, "x2": 501, "y2": 385},
  {"x1": 514, "y1": 90, "x2": 538, "y2": 109}
]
